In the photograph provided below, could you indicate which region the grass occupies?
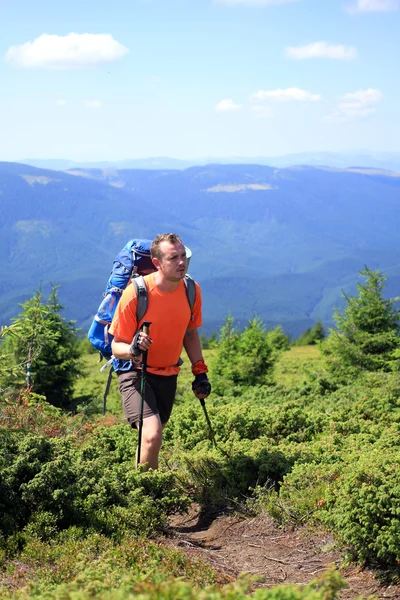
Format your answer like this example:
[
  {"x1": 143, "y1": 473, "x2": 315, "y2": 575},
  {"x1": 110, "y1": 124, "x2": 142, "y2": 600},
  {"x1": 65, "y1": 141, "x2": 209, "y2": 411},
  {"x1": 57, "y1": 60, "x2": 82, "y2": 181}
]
[
  {"x1": 273, "y1": 345, "x2": 324, "y2": 388},
  {"x1": 73, "y1": 346, "x2": 124, "y2": 416}
]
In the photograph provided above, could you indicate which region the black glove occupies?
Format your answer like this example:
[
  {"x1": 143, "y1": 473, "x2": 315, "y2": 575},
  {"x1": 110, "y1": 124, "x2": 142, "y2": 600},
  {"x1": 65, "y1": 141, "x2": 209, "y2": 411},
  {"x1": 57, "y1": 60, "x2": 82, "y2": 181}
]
[
  {"x1": 129, "y1": 330, "x2": 142, "y2": 357},
  {"x1": 192, "y1": 373, "x2": 211, "y2": 397}
]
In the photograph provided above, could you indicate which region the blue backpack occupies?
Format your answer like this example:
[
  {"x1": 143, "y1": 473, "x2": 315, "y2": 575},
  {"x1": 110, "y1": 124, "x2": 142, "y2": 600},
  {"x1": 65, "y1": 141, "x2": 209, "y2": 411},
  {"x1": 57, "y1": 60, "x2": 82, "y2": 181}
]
[{"x1": 88, "y1": 239, "x2": 155, "y2": 360}]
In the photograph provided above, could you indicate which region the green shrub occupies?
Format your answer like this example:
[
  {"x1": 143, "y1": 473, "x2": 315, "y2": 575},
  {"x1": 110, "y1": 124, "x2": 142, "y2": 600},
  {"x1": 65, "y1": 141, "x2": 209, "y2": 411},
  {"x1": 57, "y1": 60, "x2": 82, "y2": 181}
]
[
  {"x1": 322, "y1": 267, "x2": 400, "y2": 377},
  {"x1": 323, "y1": 448, "x2": 400, "y2": 567},
  {"x1": 0, "y1": 531, "x2": 220, "y2": 598},
  {"x1": 294, "y1": 321, "x2": 325, "y2": 347},
  {"x1": 265, "y1": 325, "x2": 291, "y2": 352},
  {"x1": 270, "y1": 462, "x2": 340, "y2": 525},
  {"x1": 0, "y1": 425, "x2": 190, "y2": 551},
  {"x1": 210, "y1": 317, "x2": 276, "y2": 395},
  {"x1": 0, "y1": 561, "x2": 347, "y2": 599},
  {"x1": 0, "y1": 287, "x2": 82, "y2": 410}
]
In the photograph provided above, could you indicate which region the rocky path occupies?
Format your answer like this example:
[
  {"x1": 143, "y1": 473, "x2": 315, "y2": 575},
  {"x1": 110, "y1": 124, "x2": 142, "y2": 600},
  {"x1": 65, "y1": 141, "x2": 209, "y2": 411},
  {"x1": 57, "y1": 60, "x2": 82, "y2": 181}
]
[{"x1": 168, "y1": 508, "x2": 400, "y2": 599}]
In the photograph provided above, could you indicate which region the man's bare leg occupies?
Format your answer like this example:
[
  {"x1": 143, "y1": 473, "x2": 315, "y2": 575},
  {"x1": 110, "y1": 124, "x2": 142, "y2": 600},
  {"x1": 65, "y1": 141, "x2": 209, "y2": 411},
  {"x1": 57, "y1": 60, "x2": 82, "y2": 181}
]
[{"x1": 136, "y1": 414, "x2": 163, "y2": 470}]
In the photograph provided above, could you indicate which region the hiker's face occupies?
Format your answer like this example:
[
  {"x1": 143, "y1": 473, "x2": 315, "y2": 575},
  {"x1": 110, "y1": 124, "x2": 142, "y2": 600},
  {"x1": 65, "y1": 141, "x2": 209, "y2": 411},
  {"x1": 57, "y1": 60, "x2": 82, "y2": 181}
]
[{"x1": 156, "y1": 241, "x2": 187, "y2": 281}]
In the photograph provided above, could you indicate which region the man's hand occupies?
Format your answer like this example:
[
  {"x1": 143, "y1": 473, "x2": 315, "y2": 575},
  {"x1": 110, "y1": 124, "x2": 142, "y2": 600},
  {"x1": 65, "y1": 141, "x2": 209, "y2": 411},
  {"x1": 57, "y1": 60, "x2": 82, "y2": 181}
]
[
  {"x1": 192, "y1": 373, "x2": 211, "y2": 399},
  {"x1": 129, "y1": 330, "x2": 152, "y2": 357}
]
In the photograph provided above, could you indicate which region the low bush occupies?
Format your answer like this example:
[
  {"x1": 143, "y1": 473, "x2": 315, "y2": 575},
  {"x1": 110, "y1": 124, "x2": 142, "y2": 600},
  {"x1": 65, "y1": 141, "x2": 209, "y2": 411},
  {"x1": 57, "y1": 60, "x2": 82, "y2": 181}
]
[
  {"x1": 0, "y1": 424, "x2": 190, "y2": 552},
  {"x1": 210, "y1": 317, "x2": 277, "y2": 395},
  {"x1": 0, "y1": 542, "x2": 347, "y2": 600},
  {"x1": 322, "y1": 448, "x2": 400, "y2": 566},
  {"x1": 0, "y1": 531, "x2": 220, "y2": 598}
]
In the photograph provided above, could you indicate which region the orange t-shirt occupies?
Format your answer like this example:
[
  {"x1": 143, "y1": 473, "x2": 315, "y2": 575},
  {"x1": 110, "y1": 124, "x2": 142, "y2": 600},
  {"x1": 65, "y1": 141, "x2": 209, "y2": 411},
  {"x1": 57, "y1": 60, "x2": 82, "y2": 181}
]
[{"x1": 109, "y1": 273, "x2": 202, "y2": 376}]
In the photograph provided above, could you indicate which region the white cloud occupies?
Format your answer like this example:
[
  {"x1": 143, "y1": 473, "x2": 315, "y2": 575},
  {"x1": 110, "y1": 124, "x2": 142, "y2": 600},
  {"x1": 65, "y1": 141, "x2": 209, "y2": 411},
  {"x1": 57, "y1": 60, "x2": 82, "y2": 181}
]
[
  {"x1": 285, "y1": 41, "x2": 357, "y2": 60},
  {"x1": 251, "y1": 105, "x2": 274, "y2": 118},
  {"x1": 56, "y1": 100, "x2": 68, "y2": 107},
  {"x1": 4, "y1": 33, "x2": 129, "y2": 69},
  {"x1": 250, "y1": 87, "x2": 321, "y2": 102},
  {"x1": 346, "y1": 0, "x2": 399, "y2": 13},
  {"x1": 326, "y1": 88, "x2": 383, "y2": 121},
  {"x1": 215, "y1": 99, "x2": 242, "y2": 112},
  {"x1": 341, "y1": 88, "x2": 383, "y2": 105},
  {"x1": 216, "y1": 0, "x2": 297, "y2": 5},
  {"x1": 84, "y1": 100, "x2": 102, "y2": 109}
]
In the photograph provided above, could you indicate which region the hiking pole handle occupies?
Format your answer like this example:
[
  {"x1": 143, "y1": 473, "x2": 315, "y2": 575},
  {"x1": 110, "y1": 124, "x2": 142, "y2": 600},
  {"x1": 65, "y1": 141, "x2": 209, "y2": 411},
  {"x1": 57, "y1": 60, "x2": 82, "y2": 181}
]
[
  {"x1": 141, "y1": 321, "x2": 151, "y2": 371},
  {"x1": 142, "y1": 321, "x2": 151, "y2": 336}
]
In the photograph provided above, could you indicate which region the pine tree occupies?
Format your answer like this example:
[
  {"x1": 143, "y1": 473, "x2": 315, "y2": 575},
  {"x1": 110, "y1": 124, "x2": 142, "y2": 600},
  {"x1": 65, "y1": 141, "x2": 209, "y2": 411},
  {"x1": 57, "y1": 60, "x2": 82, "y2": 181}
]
[
  {"x1": 265, "y1": 324, "x2": 291, "y2": 351},
  {"x1": 323, "y1": 267, "x2": 400, "y2": 374},
  {"x1": 0, "y1": 287, "x2": 82, "y2": 410},
  {"x1": 294, "y1": 320, "x2": 325, "y2": 346},
  {"x1": 211, "y1": 316, "x2": 275, "y2": 394}
]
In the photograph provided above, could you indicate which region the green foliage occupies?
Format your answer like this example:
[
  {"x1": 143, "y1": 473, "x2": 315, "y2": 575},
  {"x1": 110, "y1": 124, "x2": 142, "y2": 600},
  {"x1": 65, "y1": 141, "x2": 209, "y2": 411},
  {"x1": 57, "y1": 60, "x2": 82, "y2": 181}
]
[
  {"x1": 322, "y1": 267, "x2": 400, "y2": 376},
  {"x1": 0, "y1": 531, "x2": 220, "y2": 599},
  {"x1": 200, "y1": 330, "x2": 218, "y2": 350},
  {"x1": 210, "y1": 317, "x2": 276, "y2": 395},
  {"x1": 273, "y1": 346, "x2": 324, "y2": 388},
  {"x1": 294, "y1": 320, "x2": 325, "y2": 346},
  {"x1": 0, "y1": 387, "x2": 95, "y2": 438},
  {"x1": 174, "y1": 443, "x2": 290, "y2": 513},
  {"x1": 265, "y1": 462, "x2": 339, "y2": 526},
  {"x1": 79, "y1": 335, "x2": 98, "y2": 355},
  {"x1": 0, "y1": 530, "x2": 347, "y2": 600},
  {"x1": 72, "y1": 351, "x2": 122, "y2": 416},
  {"x1": 0, "y1": 287, "x2": 82, "y2": 410},
  {"x1": 3, "y1": 309, "x2": 400, "y2": 593},
  {"x1": 0, "y1": 424, "x2": 190, "y2": 550},
  {"x1": 323, "y1": 448, "x2": 400, "y2": 566},
  {"x1": 162, "y1": 360, "x2": 400, "y2": 573},
  {"x1": 265, "y1": 325, "x2": 291, "y2": 351}
]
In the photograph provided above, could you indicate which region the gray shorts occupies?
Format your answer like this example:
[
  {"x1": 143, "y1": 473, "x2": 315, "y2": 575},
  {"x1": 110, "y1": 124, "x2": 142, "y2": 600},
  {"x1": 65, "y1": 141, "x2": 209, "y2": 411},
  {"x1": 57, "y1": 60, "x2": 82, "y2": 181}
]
[{"x1": 117, "y1": 370, "x2": 178, "y2": 427}]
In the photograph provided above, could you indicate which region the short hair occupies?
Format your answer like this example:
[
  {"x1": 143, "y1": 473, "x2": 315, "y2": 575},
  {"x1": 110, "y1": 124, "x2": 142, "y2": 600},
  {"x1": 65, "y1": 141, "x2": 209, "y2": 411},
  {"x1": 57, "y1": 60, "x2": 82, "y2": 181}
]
[{"x1": 151, "y1": 233, "x2": 183, "y2": 261}]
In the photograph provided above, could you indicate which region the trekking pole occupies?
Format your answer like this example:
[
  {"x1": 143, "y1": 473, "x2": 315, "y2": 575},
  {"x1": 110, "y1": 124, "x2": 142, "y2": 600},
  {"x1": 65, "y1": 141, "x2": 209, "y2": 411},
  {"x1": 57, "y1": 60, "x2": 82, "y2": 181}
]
[
  {"x1": 137, "y1": 321, "x2": 151, "y2": 467},
  {"x1": 199, "y1": 398, "x2": 230, "y2": 458},
  {"x1": 199, "y1": 397, "x2": 217, "y2": 447},
  {"x1": 102, "y1": 367, "x2": 113, "y2": 415}
]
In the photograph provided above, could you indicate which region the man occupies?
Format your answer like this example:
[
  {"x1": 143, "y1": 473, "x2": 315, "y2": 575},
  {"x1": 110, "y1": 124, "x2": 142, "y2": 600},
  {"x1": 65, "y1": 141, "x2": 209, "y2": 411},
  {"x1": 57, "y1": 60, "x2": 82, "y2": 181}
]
[{"x1": 110, "y1": 232, "x2": 211, "y2": 469}]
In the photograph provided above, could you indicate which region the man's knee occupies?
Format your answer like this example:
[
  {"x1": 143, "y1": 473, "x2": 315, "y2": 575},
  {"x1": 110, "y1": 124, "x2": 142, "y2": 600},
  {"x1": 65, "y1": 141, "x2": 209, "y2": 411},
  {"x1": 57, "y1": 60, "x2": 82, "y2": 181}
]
[
  {"x1": 142, "y1": 419, "x2": 162, "y2": 449},
  {"x1": 143, "y1": 430, "x2": 162, "y2": 450}
]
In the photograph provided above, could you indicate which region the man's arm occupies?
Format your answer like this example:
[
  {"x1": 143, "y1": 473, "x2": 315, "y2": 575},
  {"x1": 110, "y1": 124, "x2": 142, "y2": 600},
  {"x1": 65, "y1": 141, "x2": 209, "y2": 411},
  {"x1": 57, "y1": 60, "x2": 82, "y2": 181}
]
[
  {"x1": 184, "y1": 328, "x2": 211, "y2": 399},
  {"x1": 112, "y1": 332, "x2": 152, "y2": 361},
  {"x1": 112, "y1": 337, "x2": 136, "y2": 360},
  {"x1": 183, "y1": 327, "x2": 203, "y2": 364}
]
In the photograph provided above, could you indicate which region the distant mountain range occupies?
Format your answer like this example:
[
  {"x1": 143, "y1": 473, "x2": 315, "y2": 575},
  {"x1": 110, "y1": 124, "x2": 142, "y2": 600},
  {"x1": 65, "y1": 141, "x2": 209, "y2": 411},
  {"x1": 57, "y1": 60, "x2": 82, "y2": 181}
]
[
  {"x1": 19, "y1": 151, "x2": 400, "y2": 173},
  {"x1": 1, "y1": 160, "x2": 400, "y2": 338}
]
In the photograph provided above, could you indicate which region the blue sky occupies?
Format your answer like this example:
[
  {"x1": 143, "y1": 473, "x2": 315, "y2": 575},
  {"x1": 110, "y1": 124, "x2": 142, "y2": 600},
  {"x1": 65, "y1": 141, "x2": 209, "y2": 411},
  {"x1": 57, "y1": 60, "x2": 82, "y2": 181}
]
[{"x1": 1, "y1": 0, "x2": 399, "y2": 161}]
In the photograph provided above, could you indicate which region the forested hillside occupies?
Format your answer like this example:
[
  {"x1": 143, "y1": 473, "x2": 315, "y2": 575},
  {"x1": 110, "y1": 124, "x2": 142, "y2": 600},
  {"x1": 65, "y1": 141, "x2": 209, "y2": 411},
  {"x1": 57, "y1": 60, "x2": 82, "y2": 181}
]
[{"x1": 1, "y1": 161, "x2": 400, "y2": 337}]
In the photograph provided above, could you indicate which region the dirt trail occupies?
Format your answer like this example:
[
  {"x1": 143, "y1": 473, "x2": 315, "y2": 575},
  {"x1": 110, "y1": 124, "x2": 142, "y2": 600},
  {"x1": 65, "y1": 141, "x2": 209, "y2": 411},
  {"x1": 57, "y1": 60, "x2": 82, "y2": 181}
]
[{"x1": 168, "y1": 507, "x2": 400, "y2": 599}]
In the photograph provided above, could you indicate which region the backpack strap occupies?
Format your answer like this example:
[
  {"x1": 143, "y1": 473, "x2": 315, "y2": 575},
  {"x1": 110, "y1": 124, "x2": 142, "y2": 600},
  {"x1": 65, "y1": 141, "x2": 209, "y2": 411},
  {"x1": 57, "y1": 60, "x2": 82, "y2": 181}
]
[
  {"x1": 184, "y1": 274, "x2": 196, "y2": 321},
  {"x1": 131, "y1": 275, "x2": 148, "y2": 323}
]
